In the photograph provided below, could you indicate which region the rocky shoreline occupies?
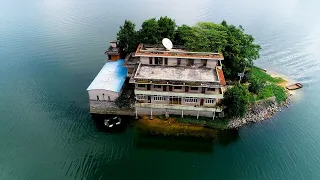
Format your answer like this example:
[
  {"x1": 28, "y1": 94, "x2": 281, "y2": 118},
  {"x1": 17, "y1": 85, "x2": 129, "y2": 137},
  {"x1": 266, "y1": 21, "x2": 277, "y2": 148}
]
[{"x1": 227, "y1": 96, "x2": 290, "y2": 129}]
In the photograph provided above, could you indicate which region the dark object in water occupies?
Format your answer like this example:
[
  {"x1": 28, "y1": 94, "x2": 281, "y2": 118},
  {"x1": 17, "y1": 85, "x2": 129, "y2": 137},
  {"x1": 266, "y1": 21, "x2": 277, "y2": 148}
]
[
  {"x1": 104, "y1": 116, "x2": 122, "y2": 127},
  {"x1": 286, "y1": 83, "x2": 303, "y2": 90}
]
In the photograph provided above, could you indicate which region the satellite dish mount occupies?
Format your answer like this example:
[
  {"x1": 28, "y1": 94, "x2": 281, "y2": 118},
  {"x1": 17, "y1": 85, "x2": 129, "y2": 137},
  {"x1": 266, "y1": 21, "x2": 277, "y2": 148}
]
[{"x1": 162, "y1": 38, "x2": 173, "y2": 50}]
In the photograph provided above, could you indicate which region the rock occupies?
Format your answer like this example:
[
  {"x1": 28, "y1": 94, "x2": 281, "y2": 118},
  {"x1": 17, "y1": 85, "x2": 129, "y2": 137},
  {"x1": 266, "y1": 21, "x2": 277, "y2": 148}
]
[{"x1": 228, "y1": 96, "x2": 287, "y2": 129}]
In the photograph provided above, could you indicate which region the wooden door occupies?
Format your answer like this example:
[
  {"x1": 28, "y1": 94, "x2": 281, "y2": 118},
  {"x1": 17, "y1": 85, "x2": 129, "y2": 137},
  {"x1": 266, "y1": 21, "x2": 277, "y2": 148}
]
[
  {"x1": 200, "y1": 99, "x2": 204, "y2": 106},
  {"x1": 185, "y1": 86, "x2": 189, "y2": 92},
  {"x1": 201, "y1": 87, "x2": 206, "y2": 93},
  {"x1": 163, "y1": 85, "x2": 167, "y2": 91}
]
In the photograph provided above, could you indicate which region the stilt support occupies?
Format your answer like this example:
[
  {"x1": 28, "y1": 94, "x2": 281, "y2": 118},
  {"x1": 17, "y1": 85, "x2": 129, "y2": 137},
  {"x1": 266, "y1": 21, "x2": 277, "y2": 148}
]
[
  {"x1": 181, "y1": 110, "x2": 184, "y2": 118},
  {"x1": 165, "y1": 109, "x2": 169, "y2": 119},
  {"x1": 150, "y1": 108, "x2": 153, "y2": 120},
  {"x1": 197, "y1": 111, "x2": 199, "y2": 119},
  {"x1": 135, "y1": 108, "x2": 138, "y2": 119},
  {"x1": 212, "y1": 111, "x2": 216, "y2": 120}
]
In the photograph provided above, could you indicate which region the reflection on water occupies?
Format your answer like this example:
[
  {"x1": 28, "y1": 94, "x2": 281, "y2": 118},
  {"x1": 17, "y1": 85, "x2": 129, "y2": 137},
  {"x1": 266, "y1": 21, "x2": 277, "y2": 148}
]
[{"x1": 134, "y1": 129, "x2": 239, "y2": 153}]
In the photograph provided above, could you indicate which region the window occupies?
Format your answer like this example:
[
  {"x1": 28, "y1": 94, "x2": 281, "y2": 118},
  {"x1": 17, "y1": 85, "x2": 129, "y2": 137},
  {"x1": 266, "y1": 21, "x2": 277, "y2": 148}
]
[
  {"x1": 153, "y1": 95, "x2": 166, "y2": 101},
  {"x1": 187, "y1": 59, "x2": 194, "y2": 66},
  {"x1": 190, "y1": 87, "x2": 198, "y2": 91},
  {"x1": 206, "y1": 98, "x2": 216, "y2": 104},
  {"x1": 164, "y1": 58, "x2": 168, "y2": 65},
  {"x1": 154, "y1": 57, "x2": 159, "y2": 64},
  {"x1": 97, "y1": 96, "x2": 99, "y2": 101},
  {"x1": 138, "y1": 84, "x2": 146, "y2": 88},
  {"x1": 158, "y1": 57, "x2": 163, "y2": 65},
  {"x1": 136, "y1": 95, "x2": 146, "y2": 100},
  {"x1": 207, "y1": 88, "x2": 216, "y2": 91},
  {"x1": 108, "y1": 96, "x2": 111, "y2": 101},
  {"x1": 173, "y1": 86, "x2": 183, "y2": 89},
  {"x1": 184, "y1": 97, "x2": 198, "y2": 103},
  {"x1": 149, "y1": 57, "x2": 153, "y2": 64},
  {"x1": 177, "y1": 58, "x2": 181, "y2": 65},
  {"x1": 153, "y1": 85, "x2": 162, "y2": 89},
  {"x1": 201, "y1": 59, "x2": 207, "y2": 67}
]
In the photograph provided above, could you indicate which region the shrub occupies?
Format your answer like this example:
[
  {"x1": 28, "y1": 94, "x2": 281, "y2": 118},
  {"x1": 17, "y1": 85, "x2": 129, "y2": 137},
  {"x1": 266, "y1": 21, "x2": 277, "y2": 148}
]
[
  {"x1": 248, "y1": 78, "x2": 263, "y2": 94},
  {"x1": 223, "y1": 83, "x2": 250, "y2": 118}
]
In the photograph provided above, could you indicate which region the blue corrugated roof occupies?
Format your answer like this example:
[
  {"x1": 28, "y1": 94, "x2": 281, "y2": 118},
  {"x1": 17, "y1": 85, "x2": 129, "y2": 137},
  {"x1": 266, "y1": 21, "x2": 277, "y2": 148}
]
[{"x1": 87, "y1": 59, "x2": 127, "y2": 93}]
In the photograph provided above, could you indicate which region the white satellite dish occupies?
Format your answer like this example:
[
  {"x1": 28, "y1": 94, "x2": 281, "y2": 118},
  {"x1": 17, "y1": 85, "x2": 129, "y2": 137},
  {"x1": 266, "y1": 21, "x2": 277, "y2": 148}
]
[{"x1": 162, "y1": 38, "x2": 173, "y2": 50}]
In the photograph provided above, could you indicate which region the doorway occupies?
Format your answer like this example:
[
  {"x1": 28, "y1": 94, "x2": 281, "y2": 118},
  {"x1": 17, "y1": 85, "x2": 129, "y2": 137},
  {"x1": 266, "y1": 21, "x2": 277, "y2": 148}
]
[{"x1": 200, "y1": 99, "x2": 204, "y2": 106}]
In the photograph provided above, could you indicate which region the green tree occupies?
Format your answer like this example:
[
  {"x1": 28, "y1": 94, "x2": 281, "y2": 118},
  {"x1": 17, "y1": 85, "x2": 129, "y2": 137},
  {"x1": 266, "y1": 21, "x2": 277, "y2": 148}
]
[
  {"x1": 184, "y1": 22, "x2": 227, "y2": 52},
  {"x1": 223, "y1": 83, "x2": 250, "y2": 117},
  {"x1": 174, "y1": 24, "x2": 193, "y2": 45},
  {"x1": 117, "y1": 20, "x2": 138, "y2": 55},
  {"x1": 157, "y1": 16, "x2": 176, "y2": 40},
  {"x1": 221, "y1": 20, "x2": 261, "y2": 79},
  {"x1": 138, "y1": 18, "x2": 160, "y2": 44}
]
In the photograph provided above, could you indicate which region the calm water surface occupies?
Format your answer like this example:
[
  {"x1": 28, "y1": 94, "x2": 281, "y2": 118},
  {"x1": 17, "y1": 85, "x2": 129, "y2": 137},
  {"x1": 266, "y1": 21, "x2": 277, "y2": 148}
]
[{"x1": 1, "y1": 0, "x2": 320, "y2": 179}]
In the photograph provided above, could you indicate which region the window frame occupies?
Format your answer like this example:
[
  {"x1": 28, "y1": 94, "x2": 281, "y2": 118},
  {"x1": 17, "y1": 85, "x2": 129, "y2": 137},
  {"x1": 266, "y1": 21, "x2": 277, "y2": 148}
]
[
  {"x1": 153, "y1": 85, "x2": 162, "y2": 89},
  {"x1": 136, "y1": 95, "x2": 146, "y2": 100},
  {"x1": 205, "y1": 98, "x2": 216, "y2": 104},
  {"x1": 173, "y1": 86, "x2": 183, "y2": 89},
  {"x1": 153, "y1": 95, "x2": 166, "y2": 101},
  {"x1": 137, "y1": 84, "x2": 146, "y2": 88},
  {"x1": 184, "y1": 97, "x2": 198, "y2": 103}
]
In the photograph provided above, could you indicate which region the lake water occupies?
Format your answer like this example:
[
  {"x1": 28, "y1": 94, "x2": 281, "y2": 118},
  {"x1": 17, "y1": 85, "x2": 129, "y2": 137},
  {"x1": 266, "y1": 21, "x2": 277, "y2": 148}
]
[{"x1": 1, "y1": 0, "x2": 320, "y2": 179}]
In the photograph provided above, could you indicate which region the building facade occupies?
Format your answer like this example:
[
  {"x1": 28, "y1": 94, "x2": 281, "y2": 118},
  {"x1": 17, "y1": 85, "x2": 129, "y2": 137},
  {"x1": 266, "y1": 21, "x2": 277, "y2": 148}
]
[{"x1": 125, "y1": 44, "x2": 226, "y2": 119}]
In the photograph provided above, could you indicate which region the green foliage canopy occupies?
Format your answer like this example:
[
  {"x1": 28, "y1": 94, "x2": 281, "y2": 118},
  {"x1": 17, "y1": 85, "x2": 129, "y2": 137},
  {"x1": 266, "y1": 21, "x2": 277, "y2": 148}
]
[
  {"x1": 223, "y1": 84, "x2": 250, "y2": 118},
  {"x1": 116, "y1": 18, "x2": 261, "y2": 79},
  {"x1": 116, "y1": 20, "x2": 138, "y2": 55}
]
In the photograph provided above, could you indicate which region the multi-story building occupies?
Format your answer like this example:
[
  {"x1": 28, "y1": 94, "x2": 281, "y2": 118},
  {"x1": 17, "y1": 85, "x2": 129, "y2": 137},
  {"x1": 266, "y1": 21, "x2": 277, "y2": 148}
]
[{"x1": 124, "y1": 44, "x2": 226, "y2": 119}]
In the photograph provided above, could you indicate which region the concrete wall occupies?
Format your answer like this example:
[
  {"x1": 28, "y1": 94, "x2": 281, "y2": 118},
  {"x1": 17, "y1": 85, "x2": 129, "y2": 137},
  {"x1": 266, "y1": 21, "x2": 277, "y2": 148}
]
[
  {"x1": 140, "y1": 57, "x2": 150, "y2": 64},
  {"x1": 136, "y1": 107, "x2": 215, "y2": 118},
  {"x1": 168, "y1": 58, "x2": 177, "y2": 66},
  {"x1": 88, "y1": 89, "x2": 119, "y2": 101},
  {"x1": 207, "y1": 60, "x2": 218, "y2": 68}
]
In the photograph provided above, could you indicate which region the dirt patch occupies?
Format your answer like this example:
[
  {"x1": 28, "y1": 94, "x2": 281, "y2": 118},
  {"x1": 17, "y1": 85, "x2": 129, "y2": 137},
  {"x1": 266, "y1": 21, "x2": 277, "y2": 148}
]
[{"x1": 134, "y1": 116, "x2": 219, "y2": 138}]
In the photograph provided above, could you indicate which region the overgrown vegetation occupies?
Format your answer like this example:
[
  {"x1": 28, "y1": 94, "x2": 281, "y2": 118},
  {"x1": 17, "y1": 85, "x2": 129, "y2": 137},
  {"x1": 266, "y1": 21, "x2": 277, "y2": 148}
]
[
  {"x1": 117, "y1": 17, "x2": 261, "y2": 79},
  {"x1": 222, "y1": 83, "x2": 251, "y2": 118}
]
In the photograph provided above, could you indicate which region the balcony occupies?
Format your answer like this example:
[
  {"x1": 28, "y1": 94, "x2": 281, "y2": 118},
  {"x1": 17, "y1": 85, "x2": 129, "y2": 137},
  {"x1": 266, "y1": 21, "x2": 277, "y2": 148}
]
[
  {"x1": 135, "y1": 103, "x2": 223, "y2": 112},
  {"x1": 134, "y1": 89, "x2": 224, "y2": 99}
]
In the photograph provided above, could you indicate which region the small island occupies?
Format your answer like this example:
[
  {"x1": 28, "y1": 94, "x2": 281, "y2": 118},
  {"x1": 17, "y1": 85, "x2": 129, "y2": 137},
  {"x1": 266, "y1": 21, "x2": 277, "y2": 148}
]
[{"x1": 87, "y1": 17, "x2": 294, "y2": 137}]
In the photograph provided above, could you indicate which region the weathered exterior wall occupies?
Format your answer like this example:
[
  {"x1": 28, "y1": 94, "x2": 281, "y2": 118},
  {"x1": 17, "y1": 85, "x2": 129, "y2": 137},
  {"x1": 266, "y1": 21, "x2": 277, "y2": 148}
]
[
  {"x1": 88, "y1": 89, "x2": 119, "y2": 101},
  {"x1": 168, "y1": 58, "x2": 177, "y2": 66},
  {"x1": 140, "y1": 57, "x2": 150, "y2": 64},
  {"x1": 180, "y1": 58, "x2": 187, "y2": 66},
  {"x1": 110, "y1": 55, "x2": 119, "y2": 61},
  {"x1": 207, "y1": 60, "x2": 218, "y2": 68}
]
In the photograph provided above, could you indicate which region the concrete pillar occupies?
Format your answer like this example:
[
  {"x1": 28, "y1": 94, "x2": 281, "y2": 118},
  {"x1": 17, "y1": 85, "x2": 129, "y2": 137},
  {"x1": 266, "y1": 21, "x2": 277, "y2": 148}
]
[
  {"x1": 181, "y1": 110, "x2": 184, "y2": 118},
  {"x1": 165, "y1": 109, "x2": 169, "y2": 119},
  {"x1": 150, "y1": 108, "x2": 153, "y2": 120},
  {"x1": 212, "y1": 111, "x2": 215, "y2": 120},
  {"x1": 197, "y1": 111, "x2": 199, "y2": 119},
  {"x1": 135, "y1": 108, "x2": 138, "y2": 119}
]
